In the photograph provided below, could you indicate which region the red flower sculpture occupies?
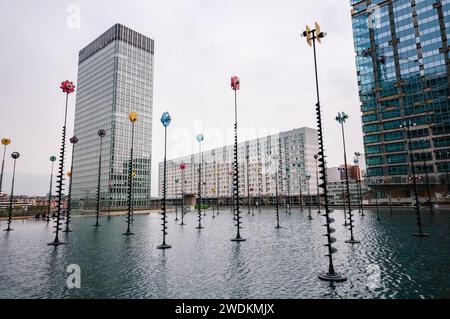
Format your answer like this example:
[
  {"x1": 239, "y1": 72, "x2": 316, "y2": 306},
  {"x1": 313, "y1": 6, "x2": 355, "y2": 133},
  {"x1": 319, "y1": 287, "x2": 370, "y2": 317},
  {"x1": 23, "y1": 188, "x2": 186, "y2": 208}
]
[
  {"x1": 231, "y1": 76, "x2": 240, "y2": 90},
  {"x1": 60, "y1": 80, "x2": 75, "y2": 94},
  {"x1": 180, "y1": 163, "x2": 187, "y2": 170}
]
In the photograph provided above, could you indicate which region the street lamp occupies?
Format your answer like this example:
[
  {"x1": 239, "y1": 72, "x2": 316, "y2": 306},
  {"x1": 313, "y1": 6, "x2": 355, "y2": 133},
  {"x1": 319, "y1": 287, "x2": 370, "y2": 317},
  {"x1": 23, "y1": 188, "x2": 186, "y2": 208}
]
[
  {"x1": 48, "y1": 80, "x2": 76, "y2": 246},
  {"x1": 231, "y1": 75, "x2": 245, "y2": 242},
  {"x1": 179, "y1": 162, "x2": 187, "y2": 226},
  {"x1": 4, "y1": 152, "x2": 19, "y2": 232},
  {"x1": 354, "y1": 152, "x2": 365, "y2": 216},
  {"x1": 63, "y1": 136, "x2": 78, "y2": 232},
  {"x1": 400, "y1": 120, "x2": 430, "y2": 237},
  {"x1": 305, "y1": 174, "x2": 312, "y2": 220},
  {"x1": 93, "y1": 129, "x2": 106, "y2": 227},
  {"x1": 123, "y1": 112, "x2": 137, "y2": 236},
  {"x1": 0, "y1": 138, "x2": 11, "y2": 195},
  {"x1": 158, "y1": 111, "x2": 172, "y2": 250},
  {"x1": 46, "y1": 156, "x2": 57, "y2": 223},
  {"x1": 196, "y1": 133, "x2": 204, "y2": 230},
  {"x1": 296, "y1": 162, "x2": 304, "y2": 212},
  {"x1": 336, "y1": 112, "x2": 359, "y2": 244},
  {"x1": 301, "y1": 22, "x2": 345, "y2": 281}
]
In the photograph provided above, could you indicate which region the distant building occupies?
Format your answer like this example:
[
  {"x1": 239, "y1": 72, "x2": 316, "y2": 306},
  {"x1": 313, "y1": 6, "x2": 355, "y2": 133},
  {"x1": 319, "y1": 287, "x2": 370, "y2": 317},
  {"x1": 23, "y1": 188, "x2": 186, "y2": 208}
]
[
  {"x1": 158, "y1": 127, "x2": 320, "y2": 205},
  {"x1": 327, "y1": 165, "x2": 367, "y2": 206},
  {"x1": 71, "y1": 24, "x2": 155, "y2": 209}
]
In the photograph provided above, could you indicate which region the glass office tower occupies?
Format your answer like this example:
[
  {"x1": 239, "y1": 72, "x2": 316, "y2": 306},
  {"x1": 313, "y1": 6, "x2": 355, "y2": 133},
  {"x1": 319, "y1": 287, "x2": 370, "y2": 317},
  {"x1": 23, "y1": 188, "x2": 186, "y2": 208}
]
[
  {"x1": 351, "y1": 0, "x2": 450, "y2": 199},
  {"x1": 71, "y1": 24, "x2": 154, "y2": 209}
]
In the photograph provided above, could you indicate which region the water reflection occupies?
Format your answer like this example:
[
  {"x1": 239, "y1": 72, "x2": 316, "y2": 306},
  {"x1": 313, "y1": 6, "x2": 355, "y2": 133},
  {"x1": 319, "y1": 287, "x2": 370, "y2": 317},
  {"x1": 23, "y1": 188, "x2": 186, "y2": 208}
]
[{"x1": 0, "y1": 208, "x2": 449, "y2": 299}]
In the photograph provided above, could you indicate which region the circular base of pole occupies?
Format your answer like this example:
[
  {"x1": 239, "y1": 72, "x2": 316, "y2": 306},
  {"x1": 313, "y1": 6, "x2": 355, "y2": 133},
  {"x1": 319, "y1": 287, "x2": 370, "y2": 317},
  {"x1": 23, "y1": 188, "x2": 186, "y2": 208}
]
[
  {"x1": 196, "y1": 226, "x2": 204, "y2": 230},
  {"x1": 308, "y1": 216, "x2": 313, "y2": 220},
  {"x1": 231, "y1": 237, "x2": 246, "y2": 242},
  {"x1": 157, "y1": 243, "x2": 172, "y2": 250},
  {"x1": 318, "y1": 272, "x2": 347, "y2": 282},
  {"x1": 413, "y1": 232, "x2": 430, "y2": 237},
  {"x1": 122, "y1": 231, "x2": 134, "y2": 236},
  {"x1": 175, "y1": 218, "x2": 179, "y2": 221},
  {"x1": 62, "y1": 229, "x2": 73, "y2": 233},
  {"x1": 47, "y1": 241, "x2": 65, "y2": 246},
  {"x1": 342, "y1": 223, "x2": 349, "y2": 227},
  {"x1": 93, "y1": 224, "x2": 102, "y2": 227},
  {"x1": 180, "y1": 222, "x2": 185, "y2": 226},
  {"x1": 274, "y1": 225, "x2": 282, "y2": 229},
  {"x1": 3, "y1": 228, "x2": 13, "y2": 232},
  {"x1": 345, "y1": 239, "x2": 361, "y2": 244},
  {"x1": 212, "y1": 215, "x2": 216, "y2": 218}
]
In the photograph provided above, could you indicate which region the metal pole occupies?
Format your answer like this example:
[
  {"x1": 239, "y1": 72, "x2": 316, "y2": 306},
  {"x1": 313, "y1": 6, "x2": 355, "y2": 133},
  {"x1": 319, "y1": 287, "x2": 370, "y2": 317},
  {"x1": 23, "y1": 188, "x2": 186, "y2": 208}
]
[
  {"x1": 275, "y1": 170, "x2": 281, "y2": 228},
  {"x1": 94, "y1": 133, "x2": 104, "y2": 227},
  {"x1": 123, "y1": 121, "x2": 135, "y2": 236},
  {"x1": 0, "y1": 144, "x2": 7, "y2": 195},
  {"x1": 49, "y1": 92, "x2": 69, "y2": 246},
  {"x1": 405, "y1": 122, "x2": 429, "y2": 236},
  {"x1": 232, "y1": 87, "x2": 245, "y2": 242},
  {"x1": 158, "y1": 126, "x2": 171, "y2": 249},
  {"x1": 315, "y1": 156, "x2": 320, "y2": 214},
  {"x1": 4, "y1": 157, "x2": 17, "y2": 232},
  {"x1": 46, "y1": 161, "x2": 54, "y2": 223},
  {"x1": 340, "y1": 122, "x2": 358, "y2": 243}
]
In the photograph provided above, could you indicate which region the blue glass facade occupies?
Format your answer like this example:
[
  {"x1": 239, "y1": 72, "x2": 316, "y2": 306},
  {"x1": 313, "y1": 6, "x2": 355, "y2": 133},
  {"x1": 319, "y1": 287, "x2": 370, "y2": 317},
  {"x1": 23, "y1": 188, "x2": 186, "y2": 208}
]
[{"x1": 351, "y1": 0, "x2": 450, "y2": 189}]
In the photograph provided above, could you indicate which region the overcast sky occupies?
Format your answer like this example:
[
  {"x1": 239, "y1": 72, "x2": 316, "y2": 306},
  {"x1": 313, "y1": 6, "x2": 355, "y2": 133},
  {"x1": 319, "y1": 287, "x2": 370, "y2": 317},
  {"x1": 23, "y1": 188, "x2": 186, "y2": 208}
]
[{"x1": 0, "y1": 0, "x2": 364, "y2": 196}]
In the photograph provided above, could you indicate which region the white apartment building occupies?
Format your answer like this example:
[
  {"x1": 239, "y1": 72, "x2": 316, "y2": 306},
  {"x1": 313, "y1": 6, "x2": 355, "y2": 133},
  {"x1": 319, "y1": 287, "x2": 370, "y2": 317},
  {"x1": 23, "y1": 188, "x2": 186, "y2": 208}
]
[{"x1": 158, "y1": 127, "x2": 320, "y2": 201}]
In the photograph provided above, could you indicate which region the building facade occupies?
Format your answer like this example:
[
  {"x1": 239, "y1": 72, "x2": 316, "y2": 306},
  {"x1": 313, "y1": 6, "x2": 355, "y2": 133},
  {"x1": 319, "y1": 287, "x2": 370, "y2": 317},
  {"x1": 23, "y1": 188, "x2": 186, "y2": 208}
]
[
  {"x1": 71, "y1": 24, "x2": 154, "y2": 209},
  {"x1": 326, "y1": 165, "x2": 368, "y2": 205},
  {"x1": 351, "y1": 0, "x2": 450, "y2": 199},
  {"x1": 158, "y1": 128, "x2": 320, "y2": 204}
]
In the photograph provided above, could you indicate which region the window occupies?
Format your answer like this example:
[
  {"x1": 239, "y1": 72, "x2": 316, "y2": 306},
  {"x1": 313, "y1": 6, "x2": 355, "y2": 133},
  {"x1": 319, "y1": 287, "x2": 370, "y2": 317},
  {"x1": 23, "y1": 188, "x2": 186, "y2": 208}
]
[
  {"x1": 386, "y1": 153, "x2": 407, "y2": 164},
  {"x1": 387, "y1": 165, "x2": 408, "y2": 175},
  {"x1": 384, "y1": 131, "x2": 404, "y2": 141},
  {"x1": 385, "y1": 142, "x2": 405, "y2": 152},
  {"x1": 366, "y1": 145, "x2": 382, "y2": 154}
]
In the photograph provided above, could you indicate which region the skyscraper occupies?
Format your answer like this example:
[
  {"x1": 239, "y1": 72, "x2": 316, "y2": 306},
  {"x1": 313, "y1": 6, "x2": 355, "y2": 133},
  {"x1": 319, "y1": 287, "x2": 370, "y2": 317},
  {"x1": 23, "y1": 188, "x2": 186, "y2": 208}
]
[
  {"x1": 71, "y1": 24, "x2": 154, "y2": 209},
  {"x1": 351, "y1": 0, "x2": 450, "y2": 198}
]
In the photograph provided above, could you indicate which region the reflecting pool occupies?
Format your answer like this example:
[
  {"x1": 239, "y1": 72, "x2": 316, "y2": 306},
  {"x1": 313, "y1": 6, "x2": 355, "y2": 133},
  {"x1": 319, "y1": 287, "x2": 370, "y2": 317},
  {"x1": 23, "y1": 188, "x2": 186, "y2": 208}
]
[{"x1": 0, "y1": 208, "x2": 449, "y2": 299}]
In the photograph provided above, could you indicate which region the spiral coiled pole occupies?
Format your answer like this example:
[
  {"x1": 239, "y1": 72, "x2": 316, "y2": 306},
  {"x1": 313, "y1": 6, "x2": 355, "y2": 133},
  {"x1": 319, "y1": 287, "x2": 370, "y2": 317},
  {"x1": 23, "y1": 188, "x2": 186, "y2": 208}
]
[
  {"x1": 196, "y1": 136, "x2": 204, "y2": 230},
  {"x1": 4, "y1": 152, "x2": 19, "y2": 232},
  {"x1": 46, "y1": 158, "x2": 56, "y2": 223},
  {"x1": 63, "y1": 137, "x2": 77, "y2": 233},
  {"x1": 336, "y1": 114, "x2": 360, "y2": 244},
  {"x1": 94, "y1": 130, "x2": 106, "y2": 227},
  {"x1": 123, "y1": 114, "x2": 136, "y2": 236},
  {"x1": 301, "y1": 24, "x2": 346, "y2": 281},
  {"x1": 48, "y1": 92, "x2": 70, "y2": 246},
  {"x1": 231, "y1": 85, "x2": 245, "y2": 242},
  {"x1": 0, "y1": 139, "x2": 11, "y2": 196},
  {"x1": 158, "y1": 118, "x2": 171, "y2": 249},
  {"x1": 275, "y1": 170, "x2": 282, "y2": 228}
]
